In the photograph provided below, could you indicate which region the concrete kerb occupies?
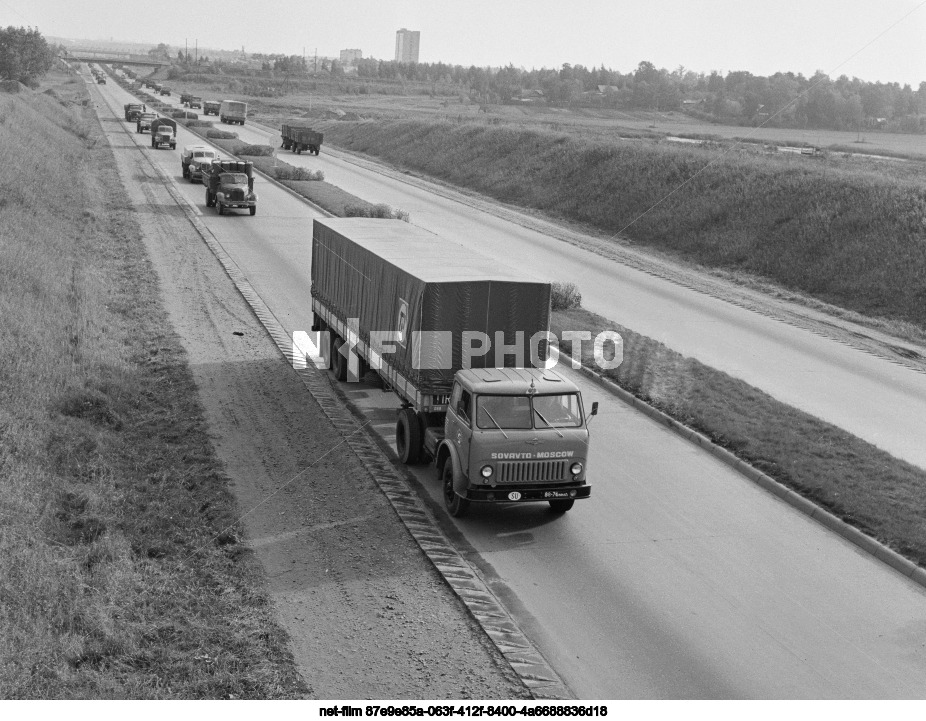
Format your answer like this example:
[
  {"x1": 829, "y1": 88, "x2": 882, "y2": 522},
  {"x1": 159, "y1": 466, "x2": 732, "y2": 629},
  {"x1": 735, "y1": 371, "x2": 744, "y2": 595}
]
[
  {"x1": 105, "y1": 97, "x2": 571, "y2": 699},
  {"x1": 576, "y1": 364, "x2": 926, "y2": 590}
]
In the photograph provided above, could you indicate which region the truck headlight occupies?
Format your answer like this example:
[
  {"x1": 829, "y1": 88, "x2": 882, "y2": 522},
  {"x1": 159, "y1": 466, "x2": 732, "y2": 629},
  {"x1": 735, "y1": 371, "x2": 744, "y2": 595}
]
[
  {"x1": 570, "y1": 462, "x2": 583, "y2": 476},
  {"x1": 480, "y1": 465, "x2": 493, "y2": 479}
]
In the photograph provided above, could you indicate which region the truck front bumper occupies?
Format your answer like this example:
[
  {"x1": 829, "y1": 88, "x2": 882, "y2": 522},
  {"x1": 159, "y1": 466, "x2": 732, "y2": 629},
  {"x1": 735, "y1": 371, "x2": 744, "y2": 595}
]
[{"x1": 465, "y1": 483, "x2": 590, "y2": 503}]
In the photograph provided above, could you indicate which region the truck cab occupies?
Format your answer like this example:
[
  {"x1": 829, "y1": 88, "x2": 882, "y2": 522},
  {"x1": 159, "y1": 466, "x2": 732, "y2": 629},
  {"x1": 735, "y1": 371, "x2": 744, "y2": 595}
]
[
  {"x1": 203, "y1": 160, "x2": 257, "y2": 216},
  {"x1": 432, "y1": 367, "x2": 595, "y2": 517},
  {"x1": 150, "y1": 118, "x2": 177, "y2": 150},
  {"x1": 181, "y1": 145, "x2": 220, "y2": 182},
  {"x1": 124, "y1": 103, "x2": 145, "y2": 122},
  {"x1": 136, "y1": 112, "x2": 157, "y2": 133}
]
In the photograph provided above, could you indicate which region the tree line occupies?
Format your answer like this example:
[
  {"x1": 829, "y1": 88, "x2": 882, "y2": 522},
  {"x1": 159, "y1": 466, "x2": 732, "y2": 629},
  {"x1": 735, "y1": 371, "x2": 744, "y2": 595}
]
[{"x1": 170, "y1": 47, "x2": 926, "y2": 133}]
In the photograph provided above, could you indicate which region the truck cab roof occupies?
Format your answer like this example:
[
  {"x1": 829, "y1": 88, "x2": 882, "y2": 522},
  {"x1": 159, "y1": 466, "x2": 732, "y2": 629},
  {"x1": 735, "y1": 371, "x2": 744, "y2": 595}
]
[{"x1": 456, "y1": 367, "x2": 579, "y2": 395}]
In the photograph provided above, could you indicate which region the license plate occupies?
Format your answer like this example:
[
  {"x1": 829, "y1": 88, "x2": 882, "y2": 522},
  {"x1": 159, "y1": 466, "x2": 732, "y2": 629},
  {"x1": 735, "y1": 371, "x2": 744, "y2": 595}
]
[{"x1": 543, "y1": 490, "x2": 570, "y2": 499}]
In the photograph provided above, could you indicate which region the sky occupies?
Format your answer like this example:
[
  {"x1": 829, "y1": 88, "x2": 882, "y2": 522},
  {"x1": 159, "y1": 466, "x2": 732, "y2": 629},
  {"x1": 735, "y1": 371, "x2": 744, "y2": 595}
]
[{"x1": 3, "y1": 0, "x2": 926, "y2": 86}]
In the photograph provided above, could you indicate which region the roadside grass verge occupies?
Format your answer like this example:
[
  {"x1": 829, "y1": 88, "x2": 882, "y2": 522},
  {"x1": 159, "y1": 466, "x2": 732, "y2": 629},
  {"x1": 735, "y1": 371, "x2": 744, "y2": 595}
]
[
  {"x1": 0, "y1": 75, "x2": 306, "y2": 698},
  {"x1": 316, "y1": 119, "x2": 926, "y2": 331},
  {"x1": 552, "y1": 306, "x2": 926, "y2": 567}
]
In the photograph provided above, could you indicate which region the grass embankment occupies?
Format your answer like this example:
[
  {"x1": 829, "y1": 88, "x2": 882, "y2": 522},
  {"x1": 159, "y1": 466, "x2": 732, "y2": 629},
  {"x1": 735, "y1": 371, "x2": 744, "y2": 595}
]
[
  {"x1": 318, "y1": 119, "x2": 926, "y2": 330},
  {"x1": 0, "y1": 76, "x2": 306, "y2": 697},
  {"x1": 552, "y1": 308, "x2": 926, "y2": 566}
]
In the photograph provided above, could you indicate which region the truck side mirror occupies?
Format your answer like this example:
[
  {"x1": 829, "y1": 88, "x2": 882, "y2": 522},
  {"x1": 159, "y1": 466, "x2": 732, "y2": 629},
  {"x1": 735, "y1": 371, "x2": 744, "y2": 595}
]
[{"x1": 591, "y1": 402, "x2": 598, "y2": 416}]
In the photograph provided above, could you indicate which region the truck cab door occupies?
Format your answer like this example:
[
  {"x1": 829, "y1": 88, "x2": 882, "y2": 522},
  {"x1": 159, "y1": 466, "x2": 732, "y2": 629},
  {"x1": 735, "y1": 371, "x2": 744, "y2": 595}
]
[{"x1": 446, "y1": 385, "x2": 473, "y2": 479}]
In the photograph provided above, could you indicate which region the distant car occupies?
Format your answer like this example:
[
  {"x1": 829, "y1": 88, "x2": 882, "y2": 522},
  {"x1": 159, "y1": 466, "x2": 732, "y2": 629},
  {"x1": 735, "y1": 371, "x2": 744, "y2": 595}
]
[
  {"x1": 160, "y1": 87, "x2": 171, "y2": 96},
  {"x1": 136, "y1": 112, "x2": 157, "y2": 134},
  {"x1": 181, "y1": 145, "x2": 220, "y2": 182}
]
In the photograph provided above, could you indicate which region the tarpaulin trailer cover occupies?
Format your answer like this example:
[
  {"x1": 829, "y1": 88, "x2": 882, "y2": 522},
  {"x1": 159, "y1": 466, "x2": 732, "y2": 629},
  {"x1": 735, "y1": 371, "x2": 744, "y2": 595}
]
[{"x1": 311, "y1": 218, "x2": 551, "y2": 393}]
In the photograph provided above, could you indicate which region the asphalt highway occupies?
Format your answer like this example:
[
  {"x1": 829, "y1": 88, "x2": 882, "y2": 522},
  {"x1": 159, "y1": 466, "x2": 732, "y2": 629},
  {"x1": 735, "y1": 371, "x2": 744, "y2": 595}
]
[{"x1": 92, "y1": 70, "x2": 926, "y2": 698}]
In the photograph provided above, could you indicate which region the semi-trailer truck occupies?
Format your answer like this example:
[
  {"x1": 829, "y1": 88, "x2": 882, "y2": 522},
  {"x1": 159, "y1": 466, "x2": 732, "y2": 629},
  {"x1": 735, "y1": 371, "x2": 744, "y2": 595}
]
[{"x1": 310, "y1": 218, "x2": 597, "y2": 517}]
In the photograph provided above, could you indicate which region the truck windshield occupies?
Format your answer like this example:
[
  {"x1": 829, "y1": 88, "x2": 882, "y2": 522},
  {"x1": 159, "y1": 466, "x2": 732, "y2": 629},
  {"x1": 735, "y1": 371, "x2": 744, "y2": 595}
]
[
  {"x1": 532, "y1": 393, "x2": 583, "y2": 429},
  {"x1": 476, "y1": 393, "x2": 583, "y2": 430},
  {"x1": 476, "y1": 396, "x2": 532, "y2": 430},
  {"x1": 220, "y1": 173, "x2": 248, "y2": 185}
]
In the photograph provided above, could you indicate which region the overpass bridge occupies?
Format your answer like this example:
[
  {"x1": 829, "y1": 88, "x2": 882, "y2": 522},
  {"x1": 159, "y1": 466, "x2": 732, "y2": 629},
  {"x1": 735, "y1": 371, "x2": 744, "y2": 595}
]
[{"x1": 63, "y1": 49, "x2": 169, "y2": 67}]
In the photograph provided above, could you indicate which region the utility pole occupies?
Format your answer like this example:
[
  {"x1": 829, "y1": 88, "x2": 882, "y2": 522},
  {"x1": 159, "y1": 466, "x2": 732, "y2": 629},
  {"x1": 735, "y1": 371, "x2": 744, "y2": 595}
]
[{"x1": 314, "y1": 48, "x2": 318, "y2": 74}]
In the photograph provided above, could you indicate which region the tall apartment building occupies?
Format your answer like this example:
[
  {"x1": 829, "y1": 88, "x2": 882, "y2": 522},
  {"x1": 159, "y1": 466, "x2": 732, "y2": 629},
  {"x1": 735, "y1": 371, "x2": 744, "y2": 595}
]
[
  {"x1": 394, "y1": 28, "x2": 420, "y2": 63},
  {"x1": 340, "y1": 49, "x2": 362, "y2": 65}
]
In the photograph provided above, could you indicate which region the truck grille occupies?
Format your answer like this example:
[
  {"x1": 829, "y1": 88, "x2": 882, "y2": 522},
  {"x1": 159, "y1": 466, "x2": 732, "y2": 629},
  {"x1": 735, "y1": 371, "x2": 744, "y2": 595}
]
[
  {"x1": 497, "y1": 460, "x2": 568, "y2": 483},
  {"x1": 229, "y1": 189, "x2": 246, "y2": 201}
]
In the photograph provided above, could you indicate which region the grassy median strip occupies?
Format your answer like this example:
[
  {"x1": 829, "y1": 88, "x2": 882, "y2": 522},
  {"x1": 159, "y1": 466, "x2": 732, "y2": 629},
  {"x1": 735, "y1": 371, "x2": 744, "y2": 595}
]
[
  {"x1": 552, "y1": 307, "x2": 926, "y2": 567},
  {"x1": 0, "y1": 74, "x2": 306, "y2": 698}
]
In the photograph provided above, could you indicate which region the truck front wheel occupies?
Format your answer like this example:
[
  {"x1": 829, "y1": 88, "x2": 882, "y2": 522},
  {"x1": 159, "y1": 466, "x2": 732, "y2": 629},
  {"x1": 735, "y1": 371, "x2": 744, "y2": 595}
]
[
  {"x1": 249, "y1": 206, "x2": 256, "y2": 216},
  {"x1": 442, "y1": 462, "x2": 469, "y2": 518},
  {"x1": 396, "y1": 408, "x2": 422, "y2": 464}
]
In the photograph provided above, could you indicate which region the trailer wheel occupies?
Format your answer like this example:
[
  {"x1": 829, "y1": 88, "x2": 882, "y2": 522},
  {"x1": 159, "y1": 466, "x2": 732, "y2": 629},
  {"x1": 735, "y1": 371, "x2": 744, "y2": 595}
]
[
  {"x1": 442, "y1": 462, "x2": 469, "y2": 518},
  {"x1": 249, "y1": 206, "x2": 256, "y2": 216},
  {"x1": 396, "y1": 408, "x2": 422, "y2": 464},
  {"x1": 217, "y1": 200, "x2": 224, "y2": 215},
  {"x1": 332, "y1": 337, "x2": 348, "y2": 382},
  {"x1": 182, "y1": 166, "x2": 189, "y2": 178},
  {"x1": 549, "y1": 499, "x2": 575, "y2": 513},
  {"x1": 205, "y1": 189, "x2": 212, "y2": 207}
]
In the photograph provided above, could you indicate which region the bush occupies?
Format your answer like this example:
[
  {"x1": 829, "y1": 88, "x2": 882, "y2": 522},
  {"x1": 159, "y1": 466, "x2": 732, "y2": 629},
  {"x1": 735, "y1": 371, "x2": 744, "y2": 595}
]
[
  {"x1": 344, "y1": 203, "x2": 409, "y2": 221},
  {"x1": 238, "y1": 144, "x2": 274, "y2": 156},
  {"x1": 184, "y1": 119, "x2": 213, "y2": 128},
  {"x1": 273, "y1": 166, "x2": 324, "y2": 181},
  {"x1": 206, "y1": 129, "x2": 238, "y2": 139},
  {"x1": 551, "y1": 282, "x2": 582, "y2": 310}
]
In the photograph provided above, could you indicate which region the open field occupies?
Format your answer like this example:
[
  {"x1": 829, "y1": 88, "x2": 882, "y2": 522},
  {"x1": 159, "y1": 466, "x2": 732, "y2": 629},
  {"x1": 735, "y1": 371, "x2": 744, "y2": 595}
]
[
  {"x1": 138, "y1": 63, "x2": 926, "y2": 158},
  {"x1": 0, "y1": 72, "x2": 305, "y2": 698}
]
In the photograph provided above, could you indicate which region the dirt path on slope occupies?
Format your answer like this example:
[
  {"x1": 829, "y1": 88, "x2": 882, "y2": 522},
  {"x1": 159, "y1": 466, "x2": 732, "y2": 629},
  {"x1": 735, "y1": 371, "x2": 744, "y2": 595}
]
[{"x1": 91, "y1": 95, "x2": 528, "y2": 699}]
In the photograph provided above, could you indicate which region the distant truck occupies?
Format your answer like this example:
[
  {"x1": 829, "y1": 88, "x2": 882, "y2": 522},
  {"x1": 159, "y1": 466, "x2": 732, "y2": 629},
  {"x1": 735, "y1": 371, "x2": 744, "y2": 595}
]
[
  {"x1": 189, "y1": 96, "x2": 202, "y2": 109},
  {"x1": 219, "y1": 100, "x2": 248, "y2": 125},
  {"x1": 97, "y1": 75, "x2": 106, "y2": 84},
  {"x1": 202, "y1": 159, "x2": 257, "y2": 215},
  {"x1": 136, "y1": 112, "x2": 157, "y2": 133},
  {"x1": 280, "y1": 121, "x2": 323, "y2": 155},
  {"x1": 181, "y1": 145, "x2": 220, "y2": 182},
  {"x1": 124, "y1": 103, "x2": 146, "y2": 122},
  {"x1": 310, "y1": 218, "x2": 597, "y2": 517},
  {"x1": 203, "y1": 100, "x2": 221, "y2": 116},
  {"x1": 159, "y1": 87, "x2": 171, "y2": 96},
  {"x1": 150, "y1": 118, "x2": 177, "y2": 150},
  {"x1": 180, "y1": 93, "x2": 193, "y2": 106}
]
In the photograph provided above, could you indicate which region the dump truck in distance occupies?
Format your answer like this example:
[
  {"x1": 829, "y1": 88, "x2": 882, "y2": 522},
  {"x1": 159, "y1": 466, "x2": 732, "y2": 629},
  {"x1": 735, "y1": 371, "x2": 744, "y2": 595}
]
[
  {"x1": 202, "y1": 160, "x2": 257, "y2": 215},
  {"x1": 180, "y1": 93, "x2": 193, "y2": 106},
  {"x1": 281, "y1": 121, "x2": 323, "y2": 155},
  {"x1": 310, "y1": 218, "x2": 597, "y2": 517},
  {"x1": 219, "y1": 100, "x2": 247, "y2": 125},
  {"x1": 149, "y1": 118, "x2": 177, "y2": 150},
  {"x1": 203, "y1": 100, "x2": 220, "y2": 115}
]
